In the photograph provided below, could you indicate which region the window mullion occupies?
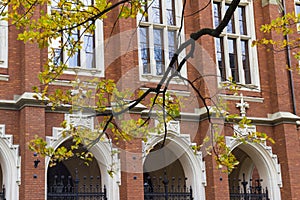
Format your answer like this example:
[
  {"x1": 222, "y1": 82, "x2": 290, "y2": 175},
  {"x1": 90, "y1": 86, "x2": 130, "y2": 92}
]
[
  {"x1": 63, "y1": 32, "x2": 68, "y2": 65},
  {"x1": 161, "y1": 0, "x2": 166, "y2": 25},
  {"x1": 234, "y1": 8, "x2": 239, "y2": 35},
  {"x1": 80, "y1": 30, "x2": 85, "y2": 68},
  {"x1": 149, "y1": 26, "x2": 155, "y2": 75},
  {"x1": 163, "y1": 28, "x2": 169, "y2": 71},
  {"x1": 236, "y1": 38, "x2": 244, "y2": 84},
  {"x1": 223, "y1": 36, "x2": 231, "y2": 80}
]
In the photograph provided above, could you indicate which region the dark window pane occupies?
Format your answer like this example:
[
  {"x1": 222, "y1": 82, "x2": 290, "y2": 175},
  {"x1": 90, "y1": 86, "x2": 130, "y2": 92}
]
[
  {"x1": 53, "y1": 48, "x2": 62, "y2": 66},
  {"x1": 168, "y1": 30, "x2": 176, "y2": 60},
  {"x1": 241, "y1": 40, "x2": 251, "y2": 84},
  {"x1": 68, "y1": 30, "x2": 80, "y2": 67},
  {"x1": 141, "y1": 2, "x2": 148, "y2": 22},
  {"x1": 225, "y1": 4, "x2": 235, "y2": 33},
  {"x1": 154, "y1": 28, "x2": 164, "y2": 75},
  {"x1": 168, "y1": 30, "x2": 177, "y2": 70},
  {"x1": 152, "y1": 0, "x2": 162, "y2": 24},
  {"x1": 84, "y1": 34, "x2": 95, "y2": 68},
  {"x1": 238, "y1": 6, "x2": 247, "y2": 35},
  {"x1": 228, "y1": 38, "x2": 239, "y2": 82},
  {"x1": 296, "y1": 4, "x2": 300, "y2": 15},
  {"x1": 166, "y1": 0, "x2": 175, "y2": 25},
  {"x1": 139, "y1": 27, "x2": 151, "y2": 74},
  {"x1": 216, "y1": 38, "x2": 226, "y2": 81},
  {"x1": 213, "y1": 2, "x2": 221, "y2": 28}
]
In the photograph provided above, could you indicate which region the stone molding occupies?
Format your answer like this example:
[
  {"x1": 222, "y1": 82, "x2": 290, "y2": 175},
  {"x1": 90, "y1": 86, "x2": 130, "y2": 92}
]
[
  {"x1": 0, "y1": 124, "x2": 21, "y2": 200},
  {"x1": 143, "y1": 131, "x2": 206, "y2": 200},
  {"x1": 46, "y1": 122, "x2": 121, "y2": 200},
  {"x1": 226, "y1": 135, "x2": 282, "y2": 199}
]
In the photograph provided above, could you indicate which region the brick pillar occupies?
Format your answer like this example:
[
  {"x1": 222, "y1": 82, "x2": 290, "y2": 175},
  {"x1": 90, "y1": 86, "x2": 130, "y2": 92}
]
[
  {"x1": 19, "y1": 106, "x2": 45, "y2": 200},
  {"x1": 259, "y1": 2, "x2": 294, "y2": 113},
  {"x1": 273, "y1": 124, "x2": 300, "y2": 200},
  {"x1": 119, "y1": 139, "x2": 144, "y2": 200},
  {"x1": 204, "y1": 149, "x2": 230, "y2": 200}
]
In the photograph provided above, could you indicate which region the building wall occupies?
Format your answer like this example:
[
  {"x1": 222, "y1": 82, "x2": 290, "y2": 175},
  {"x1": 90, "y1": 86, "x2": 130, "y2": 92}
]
[{"x1": 0, "y1": 0, "x2": 299, "y2": 199}]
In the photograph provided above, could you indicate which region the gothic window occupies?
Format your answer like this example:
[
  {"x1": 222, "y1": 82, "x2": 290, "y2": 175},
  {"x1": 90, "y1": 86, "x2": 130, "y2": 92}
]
[
  {"x1": 138, "y1": 0, "x2": 186, "y2": 80},
  {"x1": 213, "y1": 0, "x2": 259, "y2": 86},
  {"x1": 49, "y1": 0, "x2": 104, "y2": 76}
]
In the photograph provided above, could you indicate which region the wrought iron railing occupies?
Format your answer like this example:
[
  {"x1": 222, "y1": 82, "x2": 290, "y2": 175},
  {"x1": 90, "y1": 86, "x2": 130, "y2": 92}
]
[
  {"x1": 144, "y1": 172, "x2": 193, "y2": 200},
  {"x1": 230, "y1": 173, "x2": 269, "y2": 200},
  {"x1": 47, "y1": 171, "x2": 107, "y2": 200},
  {"x1": 0, "y1": 185, "x2": 5, "y2": 200}
]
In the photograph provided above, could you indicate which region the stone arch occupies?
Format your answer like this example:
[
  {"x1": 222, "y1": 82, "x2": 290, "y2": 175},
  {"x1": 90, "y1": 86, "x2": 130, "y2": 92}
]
[
  {"x1": 0, "y1": 125, "x2": 21, "y2": 200},
  {"x1": 46, "y1": 126, "x2": 120, "y2": 200},
  {"x1": 143, "y1": 132, "x2": 206, "y2": 200},
  {"x1": 226, "y1": 136, "x2": 282, "y2": 200}
]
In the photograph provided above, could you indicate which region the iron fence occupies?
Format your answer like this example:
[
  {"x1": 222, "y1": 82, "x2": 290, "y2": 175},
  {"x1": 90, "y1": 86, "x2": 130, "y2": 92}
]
[
  {"x1": 230, "y1": 173, "x2": 269, "y2": 200},
  {"x1": 47, "y1": 171, "x2": 107, "y2": 200},
  {"x1": 0, "y1": 185, "x2": 5, "y2": 200},
  {"x1": 144, "y1": 172, "x2": 193, "y2": 200}
]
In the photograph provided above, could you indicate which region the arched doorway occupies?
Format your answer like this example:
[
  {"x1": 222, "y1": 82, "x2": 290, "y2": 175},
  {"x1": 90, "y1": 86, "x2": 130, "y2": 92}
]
[
  {"x1": 226, "y1": 136, "x2": 282, "y2": 200},
  {"x1": 229, "y1": 147, "x2": 269, "y2": 200},
  {"x1": 46, "y1": 127, "x2": 121, "y2": 200},
  {"x1": 143, "y1": 133, "x2": 206, "y2": 200},
  {"x1": 143, "y1": 142, "x2": 191, "y2": 199},
  {"x1": 0, "y1": 125, "x2": 20, "y2": 200},
  {"x1": 0, "y1": 165, "x2": 4, "y2": 200},
  {"x1": 47, "y1": 139, "x2": 106, "y2": 199}
]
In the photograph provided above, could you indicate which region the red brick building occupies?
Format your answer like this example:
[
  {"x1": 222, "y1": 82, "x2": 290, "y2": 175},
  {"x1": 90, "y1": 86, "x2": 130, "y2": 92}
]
[{"x1": 0, "y1": 0, "x2": 299, "y2": 199}]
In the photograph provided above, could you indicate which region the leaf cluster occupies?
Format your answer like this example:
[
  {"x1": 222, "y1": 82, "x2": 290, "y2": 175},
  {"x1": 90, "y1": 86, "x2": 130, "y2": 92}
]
[{"x1": 253, "y1": 12, "x2": 300, "y2": 73}]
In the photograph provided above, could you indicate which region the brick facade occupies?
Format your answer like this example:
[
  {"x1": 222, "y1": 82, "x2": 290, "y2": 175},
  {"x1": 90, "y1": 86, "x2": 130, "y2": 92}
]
[{"x1": 0, "y1": 0, "x2": 299, "y2": 199}]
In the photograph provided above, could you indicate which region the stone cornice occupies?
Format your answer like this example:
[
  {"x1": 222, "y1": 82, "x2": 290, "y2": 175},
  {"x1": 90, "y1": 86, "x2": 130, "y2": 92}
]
[
  {"x1": 218, "y1": 94, "x2": 264, "y2": 103},
  {"x1": 0, "y1": 92, "x2": 48, "y2": 110},
  {"x1": 1, "y1": 94, "x2": 299, "y2": 127},
  {"x1": 227, "y1": 111, "x2": 300, "y2": 127},
  {"x1": 262, "y1": 0, "x2": 279, "y2": 7}
]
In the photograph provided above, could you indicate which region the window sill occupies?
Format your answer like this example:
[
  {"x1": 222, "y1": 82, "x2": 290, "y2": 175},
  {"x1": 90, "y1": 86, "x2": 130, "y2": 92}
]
[
  {"x1": 219, "y1": 81, "x2": 260, "y2": 92},
  {"x1": 0, "y1": 74, "x2": 9, "y2": 81},
  {"x1": 64, "y1": 67, "x2": 104, "y2": 77},
  {"x1": 141, "y1": 74, "x2": 186, "y2": 84}
]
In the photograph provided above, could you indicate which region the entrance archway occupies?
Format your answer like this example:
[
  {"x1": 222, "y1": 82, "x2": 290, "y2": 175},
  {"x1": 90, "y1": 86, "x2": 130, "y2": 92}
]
[
  {"x1": 47, "y1": 139, "x2": 105, "y2": 199},
  {"x1": 46, "y1": 127, "x2": 121, "y2": 200},
  {"x1": 226, "y1": 136, "x2": 282, "y2": 200},
  {"x1": 0, "y1": 125, "x2": 20, "y2": 200},
  {"x1": 143, "y1": 133, "x2": 206, "y2": 200}
]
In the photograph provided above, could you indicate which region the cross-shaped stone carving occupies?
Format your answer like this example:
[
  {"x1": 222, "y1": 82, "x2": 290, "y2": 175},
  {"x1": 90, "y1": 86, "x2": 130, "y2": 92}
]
[{"x1": 236, "y1": 94, "x2": 249, "y2": 117}]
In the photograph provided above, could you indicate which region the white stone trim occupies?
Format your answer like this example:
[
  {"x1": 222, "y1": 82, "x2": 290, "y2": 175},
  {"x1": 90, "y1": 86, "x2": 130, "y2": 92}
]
[
  {"x1": 262, "y1": 0, "x2": 280, "y2": 7},
  {"x1": 46, "y1": 125, "x2": 121, "y2": 200},
  {"x1": 226, "y1": 136, "x2": 282, "y2": 200},
  {"x1": 139, "y1": 87, "x2": 191, "y2": 97},
  {"x1": 0, "y1": 74, "x2": 9, "y2": 81},
  {"x1": 0, "y1": 125, "x2": 21, "y2": 200},
  {"x1": 218, "y1": 94, "x2": 264, "y2": 103},
  {"x1": 143, "y1": 132, "x2": 206, "y2": 200}
]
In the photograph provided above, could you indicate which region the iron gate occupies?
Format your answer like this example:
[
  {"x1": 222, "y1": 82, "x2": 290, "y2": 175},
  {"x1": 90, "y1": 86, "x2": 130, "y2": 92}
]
[
  {"x1": 47, "y1": 171, "x2": 107, "y2": 200},
  {"x1": 230, "y1": 174, "x2": 269, "y2": 200},
  {"x1": 0, "y1": 185, "x2": 5, "y2": 200},
  {"x1": 144, "y1": 172, "x2": 193, "y2": 200}
]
